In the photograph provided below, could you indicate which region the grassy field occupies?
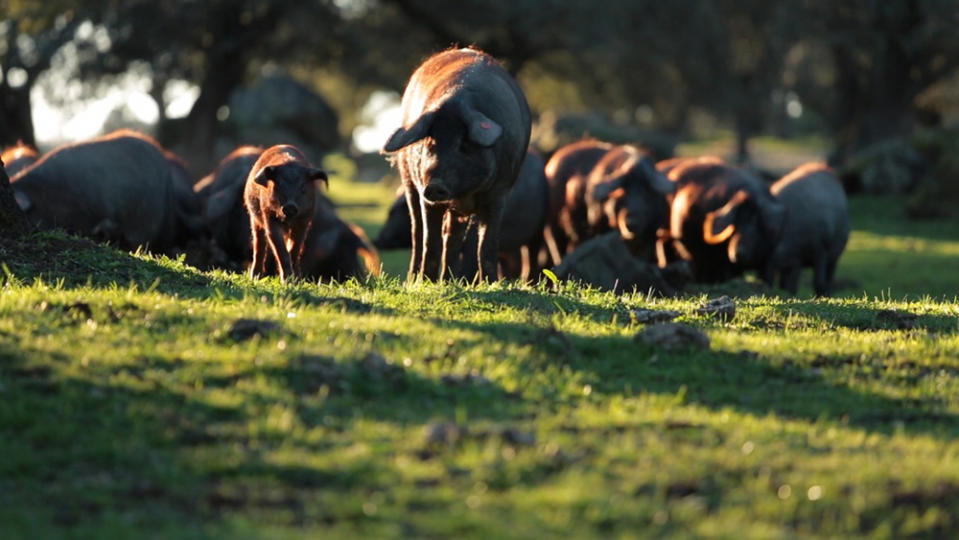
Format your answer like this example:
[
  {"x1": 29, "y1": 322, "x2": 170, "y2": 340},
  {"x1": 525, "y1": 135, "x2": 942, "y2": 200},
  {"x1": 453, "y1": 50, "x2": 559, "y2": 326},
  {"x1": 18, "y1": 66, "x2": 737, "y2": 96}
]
[{"x1": 1, "y1": 173, "x2": 958, "y2": 537}]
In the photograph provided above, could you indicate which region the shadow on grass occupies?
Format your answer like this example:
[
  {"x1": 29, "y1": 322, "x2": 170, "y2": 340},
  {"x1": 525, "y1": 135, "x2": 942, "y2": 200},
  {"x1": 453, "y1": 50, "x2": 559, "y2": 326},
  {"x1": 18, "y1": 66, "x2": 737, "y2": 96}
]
[
  {"x1": 456, "y1": 287, "x2": 621, "y2": 323},
  {"x1": 0, "y1": 337, "x2": 526, "y2": 534},
  {"x1": 0, "y1": 231, "x2": 387, "y2": 315},
  {"x1": 0, "y1": 343, "x2": 239, "y2": 531},
  {"x1": 432, "y1": 314, "x2": 959, "y2": 439},
  {"x1": 769, "y1": 299, "x2": 959, "y2": 333}
]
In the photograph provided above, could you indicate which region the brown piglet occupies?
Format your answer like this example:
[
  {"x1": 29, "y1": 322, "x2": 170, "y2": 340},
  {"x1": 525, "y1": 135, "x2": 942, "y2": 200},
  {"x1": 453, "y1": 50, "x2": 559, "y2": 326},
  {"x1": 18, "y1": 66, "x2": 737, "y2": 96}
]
[{"x1": 243, "y1": 145, "x2": 328, "y2": 282}]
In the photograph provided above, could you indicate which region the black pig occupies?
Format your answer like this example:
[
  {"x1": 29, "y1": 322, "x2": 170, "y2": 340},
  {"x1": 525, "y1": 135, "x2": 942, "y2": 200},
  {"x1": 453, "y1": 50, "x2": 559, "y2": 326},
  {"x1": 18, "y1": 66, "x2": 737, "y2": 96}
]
[
  {"x1": 542, "y1": 139, "x2": 614, "y2": 264},
  {"x1": 381, "y1": 47, "x2": 531, "y2": 282},
  {"x1": 585, "y1": 145, "x2": 675, "y2": 258},
  {"x1": 10, "y1": 131, "x2": 181, "y2": 252},
  {"x1": 738, "y1": 163, "x2": 849, "y2": 296},
  {"x1": 243, "y1": 145, "x2": 327, "y2": 282},
  {"x1": 667, "y1": 158, "x2": 783, "y2": 282},
  {"x1": 375, "y1": 150, "x2": 548, "y2": 280}
]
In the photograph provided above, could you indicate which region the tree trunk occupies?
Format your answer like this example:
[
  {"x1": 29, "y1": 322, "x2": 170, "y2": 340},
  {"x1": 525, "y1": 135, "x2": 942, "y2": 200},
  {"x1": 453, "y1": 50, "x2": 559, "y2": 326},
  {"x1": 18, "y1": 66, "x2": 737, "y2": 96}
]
[
  {"x1": 733, "y1": 74, "x2": 763, "y2": 166},
  {"x1": 178, "y1": 5, "x2": 268, "y2": 177},
  {"x1": 827, "y1": 4, "x2": 928, "y2": 164},
  {"x1": 0, "y1": 158, "x2": 29, "y2": 238},
  {"x1": 0, "y1": 17, "x2": 79, "y2": 149},
  {"x1": 0, "y1": 80, "x2": 37, "y2": 148},
  {"x1": 829, "y1": 82, "x2": 917, "y2": 164},
  {"x1": 181, "y1": 54, "x2": 246, "y2": 177},
  {"x1": 734, "y1": 116, "x2": 751, "y2": 166}
]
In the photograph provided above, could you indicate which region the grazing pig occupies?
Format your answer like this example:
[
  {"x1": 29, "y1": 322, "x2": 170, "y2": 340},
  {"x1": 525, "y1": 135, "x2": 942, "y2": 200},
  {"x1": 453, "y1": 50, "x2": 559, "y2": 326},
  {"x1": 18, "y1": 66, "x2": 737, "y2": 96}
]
[
  {"x1": 301, "y1": 194, "x2": 382, "y2": 282},
  {"x1": 1, "y1": 142, "x2": 38, "y2": 177},
  {"x1": 197, "y1": 146, "x2": 264, "y2": 266},
  {"x1": 667, "y1": 158, "x2": 783, "y2": 282},
  {"x1": 10, "y1": 131, "x2": 180, "y2": 252},
  {"x1": 243, "y1": 145, "x2": 327, "y2": 282},
  {"x1": 381, "y1": 47, "x2": 531, "y2": 282},
  {"x1": 653, "y1": 156, "x2": 717, "y2": 268},
  {"x1": 762, "y1": 163, "x2": 849, "y2": 296},
  {"x1": 164, "y1": 151, "x2": 202, "y2": 223},
  {"x1": 108, "y1": 130, "x2": 202, "y2": 230},
  {"x1": 195, "y1": 146, "x2": 264, "y2": 201},
  {"x1": 585, "y1": 145, "x2": 675, "y2": 258},
  {"x1": 86, "y1": 130, "x2": 205, "y2": 247},
  {"x1": 375, "y1": 150, "x2": 549, "y2": 280},
  {"x1": 655, "y1": 156, "x2": 700, "y2": 176},
  {"x1": 542, "y1": 139, "x2": 614, "y2": 264}
]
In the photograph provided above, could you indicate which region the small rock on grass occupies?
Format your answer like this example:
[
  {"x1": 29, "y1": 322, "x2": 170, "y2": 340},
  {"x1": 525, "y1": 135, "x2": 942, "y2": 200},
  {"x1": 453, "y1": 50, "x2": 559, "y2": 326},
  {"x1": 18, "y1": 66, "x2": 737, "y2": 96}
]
[
  {"x1": 696, "y1": 295, "x2": 736, "y2": 322},
  {"x1": 630, "y1": 308, "x2": 681, "y2": 324},
  {"x1": 634, "y1": 322, "x2": 710, "y2": 351},
  {"x1": 441, "y1": 371, "x2": 492, "y2": 387},
  {"x1": 424, "y1": 422, "x2": 467, "y2": 447},
  {"x1": 500, "y1": 428, "x2": 535, "y2": 447},
  {"x1": 229, "y1": 318, "x2": 281, "y2": 341}
]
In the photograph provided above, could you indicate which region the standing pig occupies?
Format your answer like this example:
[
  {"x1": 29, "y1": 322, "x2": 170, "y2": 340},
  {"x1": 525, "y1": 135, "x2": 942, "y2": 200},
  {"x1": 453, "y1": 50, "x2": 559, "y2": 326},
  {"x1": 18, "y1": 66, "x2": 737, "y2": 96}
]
[
  {"x1": 375, "y1": 150, "x2": 549, "y2": 280},
  {"x1": 585, "y1": 145, "x2": 675, "y2": 258},
  {"x1": 243, "y1": 145, "x2": 328, "y2": 282},
  {"x1": 763, "y1": 163, "x2": 849, "y2": 296},
  {"x1": 542, "y1": 139, "x2": 614, "y2": 264},
  {"x1": 10, "y1": 131, "x2": 180, "y2": 252},
  {"x1": 381, "y1": 47, "x2": 531, "y2": 282},
  {"x1": 668, "y1": 158, "x2": 783, "y2": 282}
]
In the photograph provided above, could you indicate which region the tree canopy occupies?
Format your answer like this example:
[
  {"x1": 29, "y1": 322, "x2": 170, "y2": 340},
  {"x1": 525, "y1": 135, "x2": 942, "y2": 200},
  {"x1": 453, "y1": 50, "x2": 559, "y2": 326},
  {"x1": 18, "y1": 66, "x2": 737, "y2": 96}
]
[{"x1": 2, "y1": 0, "x2": 958, "y2": 170}]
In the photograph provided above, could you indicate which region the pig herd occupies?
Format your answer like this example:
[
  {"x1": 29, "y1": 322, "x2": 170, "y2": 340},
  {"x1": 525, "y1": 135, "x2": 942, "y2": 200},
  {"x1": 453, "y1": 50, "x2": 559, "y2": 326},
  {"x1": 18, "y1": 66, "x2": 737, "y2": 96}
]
[
  {"x1": 4, "y1": 131, "x2": 380, "y2": 283},
  {"x1": 2, "y1": 47, "x2": 849, "y2": 295}
]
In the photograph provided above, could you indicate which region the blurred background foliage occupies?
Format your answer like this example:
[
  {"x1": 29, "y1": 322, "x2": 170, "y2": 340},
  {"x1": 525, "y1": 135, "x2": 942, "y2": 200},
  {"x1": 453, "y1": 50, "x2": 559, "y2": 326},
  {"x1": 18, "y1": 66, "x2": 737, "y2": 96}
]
[{"x1": 2, "y1": 0, "x2": 959, "y2": 215}]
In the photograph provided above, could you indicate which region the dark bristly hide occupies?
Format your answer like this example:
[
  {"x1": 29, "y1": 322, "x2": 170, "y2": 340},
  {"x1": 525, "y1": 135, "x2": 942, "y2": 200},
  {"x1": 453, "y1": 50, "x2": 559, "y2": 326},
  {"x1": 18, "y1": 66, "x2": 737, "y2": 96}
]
[
  {"x1": 243, "y1": 144, "x2": 327, "y2": 282},
  {"x1": 381, "y1": 47, "x2": 531, "y2": 282}
]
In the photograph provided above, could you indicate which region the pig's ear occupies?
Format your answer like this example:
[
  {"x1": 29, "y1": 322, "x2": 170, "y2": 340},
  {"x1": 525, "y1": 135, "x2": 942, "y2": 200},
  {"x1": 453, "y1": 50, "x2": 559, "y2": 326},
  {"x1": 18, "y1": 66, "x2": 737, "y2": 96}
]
[
  {"x1": 703, "y1": 208, "x2": 736, "y2": 245},
  {"x1": 382, "y1": 111, "x2": 436, "y2": 153},
  {"x1": 703, "y1": 190, "x2": 747, "y2": 244},
  {"x1": 13, "y1": 189, "x2": 31, "y2": 212},
  {"x1": 309, "y1": 168, "x2": 328, "y2": 187},
  {"x1": 463, "y1": 109, "x2": 502, "y2": 147},
  {"x1": 253, "y1": 166, "x2": 274, "y2": 186}
]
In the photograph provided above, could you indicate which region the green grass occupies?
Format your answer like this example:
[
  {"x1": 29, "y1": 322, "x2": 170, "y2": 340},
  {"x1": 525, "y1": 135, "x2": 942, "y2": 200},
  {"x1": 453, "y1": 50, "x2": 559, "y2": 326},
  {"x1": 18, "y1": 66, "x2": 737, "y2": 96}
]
[{"x1": 1, "y1": 180, "x2": 958, "y2": 538}]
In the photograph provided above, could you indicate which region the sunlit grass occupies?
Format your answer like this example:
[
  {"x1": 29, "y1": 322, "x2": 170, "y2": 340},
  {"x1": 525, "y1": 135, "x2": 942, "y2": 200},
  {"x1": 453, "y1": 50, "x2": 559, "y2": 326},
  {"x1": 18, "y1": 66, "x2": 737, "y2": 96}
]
[{"x1": 1, "y1": 171, "x2": 958, "y2": 537}]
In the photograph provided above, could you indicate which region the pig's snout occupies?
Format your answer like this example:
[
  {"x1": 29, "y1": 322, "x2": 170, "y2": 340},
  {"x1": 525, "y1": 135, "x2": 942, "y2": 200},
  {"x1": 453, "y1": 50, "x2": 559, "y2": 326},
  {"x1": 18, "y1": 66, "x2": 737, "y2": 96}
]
[
  {"x1": 423, "y1": 183, "x2": 452, "y2": 202},
  {"x1": 281, "y1": 203, "x2": 299, "y2": 219}
]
